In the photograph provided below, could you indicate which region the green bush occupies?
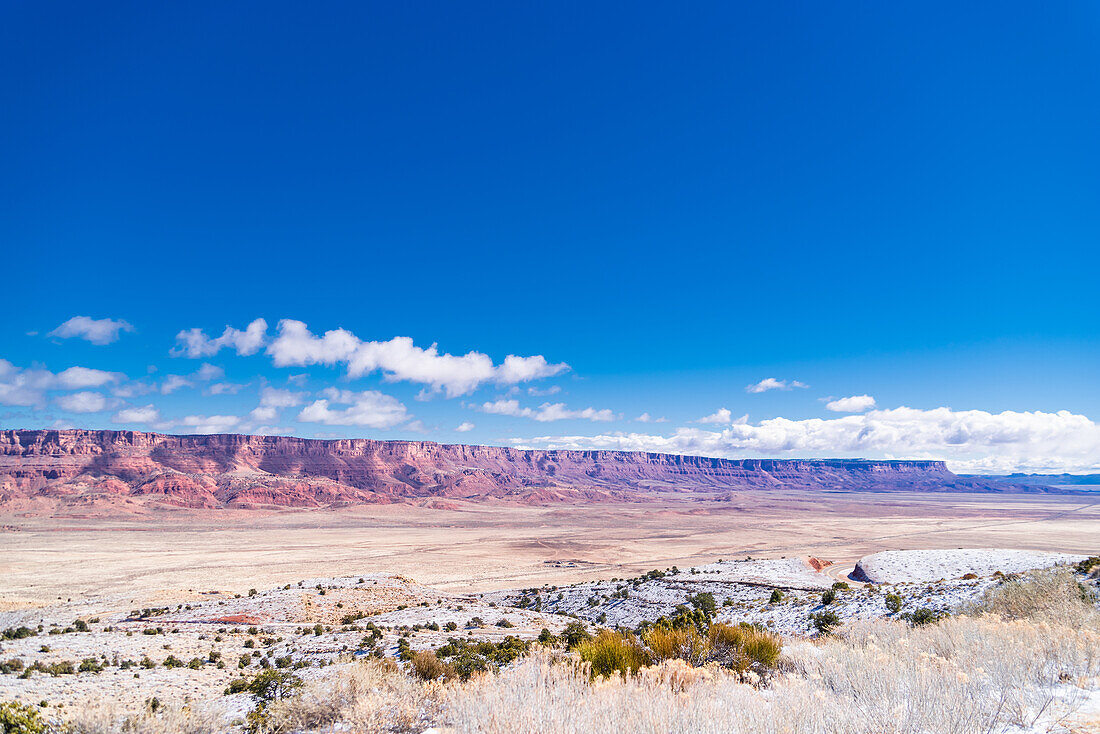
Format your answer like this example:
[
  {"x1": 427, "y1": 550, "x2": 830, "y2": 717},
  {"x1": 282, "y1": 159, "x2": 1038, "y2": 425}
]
[
  {"x1": 0, "y1": 700, "x2": 46, "y2": 734},
  {"x1": 768, "y1": 589, "x2": 783, "y2": 604},
  {"x1": 903, "y1": 608, "x2": 948, "y2": 627},
  {"x1": 561, "y1": 622, "x2": 592, "y2": 649},
  {"x1": 687, "y1": 592, "x2": 717, "y2": 616},
  {"x1": 811, "y1": 611, "x2": 841, "y2": 636},
  {"x1": 831, "y1": 582, "x2": 849, "y2": 590},
  {"x1": 434, "y1": 636, "x2": 530, "y2": 680},
  {"x1": 820, "y1": 589, "x2": 836, "y2": 605},
  {"x1": 885, "y1": 593, "x2": 903, "y2": 613}
]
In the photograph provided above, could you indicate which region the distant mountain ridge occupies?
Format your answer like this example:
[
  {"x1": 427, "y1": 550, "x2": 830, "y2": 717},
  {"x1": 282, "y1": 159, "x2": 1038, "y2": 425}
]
[{"x1": 0, "y1": 429, "x2": 1057, "y2": 510}]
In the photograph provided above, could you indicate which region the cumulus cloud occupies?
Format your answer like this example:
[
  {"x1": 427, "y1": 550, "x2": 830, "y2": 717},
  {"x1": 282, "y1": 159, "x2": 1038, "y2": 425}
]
[
  {"x1": 528, "y1": 385, "x2": 562, "y2": 397},
  {"x1": 55, "y1": 366, "x2": 123, "y2": 389},
  {"x1": 507, "y1": 406, "x2": 1100, "y2": 474},
  {"x1": 697, "y1": 407, "x2": 732, "y2": 424},
  {"x1": 745, "y1": 378, "x2": 809, "y2": 394},
  {"x1": 455, "y1": 421, "x2": 476, "y2": 432},
  {"x1": 636, "y1": 413, "x2": 668, "y2": 424},
  {"x1": 826, "y1": 395, "x2": 876, "y2": 413},
  {"x1": 174, "y1": 318, "x2": 268, "y2": 358},
  {"x1": 481, "y1": 399, "x2": 616, "y2": 422},
  {"x1": 55, "y1": 391, "x2": 109, "y2": 413},
  {"x1": 0, "y1": 359, "x2": 124, "y2": 407},
  {"x1": 297, "y1": 388, "x2": 409, "y2": 428},
  {"x1": 159, "y1": 363, "x2": 224, "y2": 394},
  {"x1": 266, "y1": 320, "x2": 568, "y2": 397},
  {"x1": 112, "y1": 404, "x2": 160, "y2": 423},
  {"x1": 249, "y1": 386, "x2": 306, "y2": 422},
  {"x1": 48, "y1": 316, "x2": 134, "y2": 345}
]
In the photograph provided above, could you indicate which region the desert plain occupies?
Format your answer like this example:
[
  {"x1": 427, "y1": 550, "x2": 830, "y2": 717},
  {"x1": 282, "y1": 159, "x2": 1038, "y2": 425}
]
[{"x1": 3, "y1": 489, "x2": 1096, "y2": 609}]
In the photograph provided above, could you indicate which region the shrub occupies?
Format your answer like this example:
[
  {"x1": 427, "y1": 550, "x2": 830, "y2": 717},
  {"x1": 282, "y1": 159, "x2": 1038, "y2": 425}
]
[
  {"x1": 831, "y1": 582, "x2": 849, "y2": 590},
  {"x1": 410, "y1": 650, "x2": 454, "y2": 681},
  {"x1": 687, "y1": 592, "x2": 717, "y2": 616},
  {"x1": 78, "y1": 658, "x2": 104, "y2": 673},
  {"x1": 903, "y1": 608, "x2": 948, "y2": 627},
  {"x1": 561, "y1": 622, "x2": 592, "y2": 649},
  {"x1": 768, "y1": 589, "x2": 783, "y2": 604},
  {"x1": 73, "y1": 619, "x2": 89, "y2": 632},
  {"x1": 243, "y1": 669, "x2": 302, "y2": 703},
  {"x1": 0, "y1": 700, "x2": 46, "y2": 734},
  {"x1": 811, "y1": 611, "x2": 841, "y2": 636},
  {"x1": 576, "y1": 630, "x2": 651, "y2": 678},
  {"x1": 1, "y1": 628, "x2": 35, "y2": 641},
  {"x1": 820, "y1": 589, "x2": 836, "y2": 605},
  {"x1": 885, "y1": 593, "x2": 903, "y2": 613},
  {"x1": 1074, "y1": 556, "x2": 1100, "y2": 574},
  {"x1": 961, "y1": 573, "x2": 978, "y2": 580},
  {"x1": 708, "y1": 623, "x2": 782, "y2": 677},
  {"x1": 435, "y1": 636, "x2": 530, "y2": 680},
  {"x1": 644, "y1": 627, "x2": 704, "y2": 666}
]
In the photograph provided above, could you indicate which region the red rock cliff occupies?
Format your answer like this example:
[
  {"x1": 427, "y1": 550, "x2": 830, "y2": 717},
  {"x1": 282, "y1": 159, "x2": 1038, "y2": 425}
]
[{"x1": 0, "y1": 429, "x2": 1035, "y2": 509}]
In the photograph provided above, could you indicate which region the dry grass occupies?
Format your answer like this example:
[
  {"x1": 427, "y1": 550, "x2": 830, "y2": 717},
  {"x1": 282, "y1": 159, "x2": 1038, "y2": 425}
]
[
  {"x1": 47, "y1": 571, "x2": 1100, "y2": 734},
  {"x1": 61, "y1": 702, "x2": 226, "y2": 734},
  {"x1": 263, "y1": 659, "x2": 440, "y2": 734}
]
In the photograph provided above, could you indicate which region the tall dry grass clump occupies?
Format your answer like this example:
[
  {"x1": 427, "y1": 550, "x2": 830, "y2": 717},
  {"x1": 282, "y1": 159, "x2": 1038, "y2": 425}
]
[
  {"x1": 967, "y1": 566, "x2": 1098, "y2": 624},
  {"x1": 60, "y1": 702, "x2": 226, "y2": 734},
  {"x1": 263, "y1": 658, "x2": 440, "y2": 733}
]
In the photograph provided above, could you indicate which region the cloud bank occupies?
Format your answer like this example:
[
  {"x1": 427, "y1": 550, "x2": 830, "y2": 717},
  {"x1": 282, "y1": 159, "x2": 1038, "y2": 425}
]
[{"x1": 507, "y1": 406, "x2": 1100, "y2": 474}]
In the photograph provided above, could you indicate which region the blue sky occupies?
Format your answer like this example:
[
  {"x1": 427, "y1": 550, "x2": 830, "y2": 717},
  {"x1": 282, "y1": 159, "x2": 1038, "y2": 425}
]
[{"x1": 3, "y1": 2, "x2": 1099, "y2": 473}]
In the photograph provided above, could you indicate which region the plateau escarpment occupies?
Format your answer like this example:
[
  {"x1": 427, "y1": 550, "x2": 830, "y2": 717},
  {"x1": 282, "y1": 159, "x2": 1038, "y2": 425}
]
[{"x1": 0, "y1": 429, "x2": 1046, "y2": 511}]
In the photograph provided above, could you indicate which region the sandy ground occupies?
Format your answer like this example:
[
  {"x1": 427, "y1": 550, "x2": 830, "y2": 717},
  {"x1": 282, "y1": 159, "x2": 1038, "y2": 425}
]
[{"x1": 1, "y1": 490, "x2": 1097, "y2": 609}]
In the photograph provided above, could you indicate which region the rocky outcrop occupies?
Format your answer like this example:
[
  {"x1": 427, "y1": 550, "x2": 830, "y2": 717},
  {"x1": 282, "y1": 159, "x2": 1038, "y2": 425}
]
[{"x1": 0, "y1": 429, "x2": 1049, "y2": 510}]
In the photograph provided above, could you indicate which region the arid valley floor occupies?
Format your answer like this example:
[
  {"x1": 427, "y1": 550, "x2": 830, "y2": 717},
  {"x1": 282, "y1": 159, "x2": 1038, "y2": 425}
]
[{"x1": 4, "y1": 490, "x2": 1098, "y2": 607}]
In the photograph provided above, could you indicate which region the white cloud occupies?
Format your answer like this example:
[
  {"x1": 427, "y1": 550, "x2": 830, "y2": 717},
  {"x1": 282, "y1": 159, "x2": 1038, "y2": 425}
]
[
  {"x1": 159, "y1": 375, "x2": 193, "y2": 394},
  {"x1": 507, "y1": 406, "x2": 1100, "y2": 474},
  {"x1": 636, "y1": 413, "x2": 668, "y2": 424},
  {"x1": 297, "y1": 389, "x2": 409, "y2": 428},
  {"x1": 177, "y1": 414, "x2": 242, "y2": 434},
  {"x1": 826, "y1": 395, "x2": 876, "y2": 413},
  {"x1": 195, "y1": 363, "x2": 224, "y2": 381},
  {"x1": 159, "y1": 363, "x2": 225, "y2": 394},
  {"x1": 174, "y1": 318, "x2": 268, "y2": 358},
  {"x1": 0, "y1": 359, "x2": 124, "y2": 407},
  {"x1": 249, "y1": 386, "x2": 306, "y2": 422},
  {"x1": 528, "y1": 385, "x2": 562, "y2": 397},
  {"x1": 266, "y1": 320, "x2": 568, "y2": 397},
  {"x1": 112, "y1": 404, "x2": 160, "y2": 423},
  {"x1": 697, "y1": 408, "x2": 732, "y2": 424},
  {"x1": 745, "y1": 378, "x2": 809, "y2": 394},
  {"x1": 56, "y1": 391, "x2": 109, "y2": 413},
  {"x1": 56, "y1": 366, "x2": 123, "y2": 389},
  {"x1": 48, "y1": 316, "x2": 134, "y2": 345},
  {"x1": 481, "y1": 399, "x2": 616, "y2": 422},
  {"x1": 207, "y1": 382, "x2": 246, "y2": 395},
  {"x1": 455, "y1": 421, "x2": 476, "y2": 432}
]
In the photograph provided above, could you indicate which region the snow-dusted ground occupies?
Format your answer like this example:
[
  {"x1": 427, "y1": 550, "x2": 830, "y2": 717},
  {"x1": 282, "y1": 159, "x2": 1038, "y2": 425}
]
[
  {"x1": 854, "y1": 549, "x2": 1086, "y2": 584},
  {"x1": 1, "y1": 549, "x2": 1094, "y2": 715},
  {"x1": 682, "y1": 558, "x2": 834, "y2": 590}
]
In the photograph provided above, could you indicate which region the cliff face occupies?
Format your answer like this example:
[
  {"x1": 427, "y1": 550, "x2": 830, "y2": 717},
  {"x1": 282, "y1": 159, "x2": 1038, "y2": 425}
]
[{"x1": 0, "y1": 429, "x2": 1033, "y2": 510}]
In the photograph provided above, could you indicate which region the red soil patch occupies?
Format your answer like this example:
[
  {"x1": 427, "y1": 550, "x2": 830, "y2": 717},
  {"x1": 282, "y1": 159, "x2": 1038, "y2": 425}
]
[{"x1": 807, "y1": 556, "x2": 834, "y2": 571}]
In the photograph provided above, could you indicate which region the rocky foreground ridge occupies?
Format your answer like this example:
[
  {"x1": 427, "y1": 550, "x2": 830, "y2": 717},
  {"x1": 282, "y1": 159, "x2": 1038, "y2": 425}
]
[{"x1": 0, "y1": 429, "x2": 1045, "y2": 510}]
